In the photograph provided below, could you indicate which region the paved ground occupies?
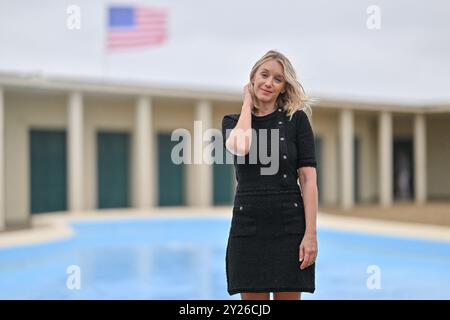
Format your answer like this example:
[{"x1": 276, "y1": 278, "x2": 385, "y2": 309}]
[{"x1": 320, "y1": 201, "x2": 450, "y2": 226}]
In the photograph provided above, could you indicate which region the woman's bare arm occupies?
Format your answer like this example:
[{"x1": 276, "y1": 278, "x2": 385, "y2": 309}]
[
  {"x1": 298, "y1": 166, "x2": 318, "y2": 235},
  {"x1": 225, "y1": 83, "x2": 254, "y2": 156},
  {"x1": 298, "y1": 166, "x2": 318, "y2": 269}
]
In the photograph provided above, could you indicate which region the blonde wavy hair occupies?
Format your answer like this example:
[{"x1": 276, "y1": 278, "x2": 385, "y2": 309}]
[{"x1": 249, "y1": 50, "x2": 314, "y2": 120}]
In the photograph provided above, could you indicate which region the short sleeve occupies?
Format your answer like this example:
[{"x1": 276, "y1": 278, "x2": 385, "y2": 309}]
[
  {"x1": 296, "y1": 110, "x2": 317, "y2": 169},
  {"x1": 221, "y1": 114, "x2": 238, "y2": 149}
]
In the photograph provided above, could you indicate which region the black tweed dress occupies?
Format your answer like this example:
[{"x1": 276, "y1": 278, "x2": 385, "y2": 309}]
[{"x1": 221, "y1": 107, "x2": 317, "y2": 295}]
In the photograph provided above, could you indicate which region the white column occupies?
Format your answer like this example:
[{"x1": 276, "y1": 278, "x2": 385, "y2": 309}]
[
  {"x1": 0, "y1": 87, "x2": 5, "y2": 230},
  {"x1": 378, "y1": 111, "x2": 393, "y2": 206},
  {"x1": 339, "y1": 109, "x2": 354, "y2": 209},
  {"x1": 189, "y1": 100, "x2": 213, "y2": 207},
  {"x1": 68, "y1": 92, "x2": 84, "y2": 212},
  {"x1": 414, "y1": 113, "x2": 427, "y2": 204},
  {"x1": 322, "y1": 132, "x2": 338, "y2": 205},
  {"x1": 134, "y1": 96, "x2": 154, "y2": 208}
]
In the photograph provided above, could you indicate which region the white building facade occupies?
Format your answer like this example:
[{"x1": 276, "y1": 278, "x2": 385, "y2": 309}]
[{"x1": 1, "y1": 74, "x2": 450, "y2": 230}]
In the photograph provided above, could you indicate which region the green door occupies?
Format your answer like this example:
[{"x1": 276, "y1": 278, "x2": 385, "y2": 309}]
[
  {"x1": 30, "y1": 130, "x2": 67, "y2": 214},
  {"x1": 213, "y1": 134, "x2": 234, "y2": 205},
  {"x1": 158, "y1": 133, "x2": 185, "y2": 206},
  {"x1": 393, "y1": 139, "x2": 414, "y2": 200},
  {"x1": 97, "y1": 132, "x2": 130, "y2": 208},
  {"x1": 213, "y1": 161, "x2": 234, "y2": 205},
  {"x1": 315, "y1": 136, "x2": 323, "y2": 204}
]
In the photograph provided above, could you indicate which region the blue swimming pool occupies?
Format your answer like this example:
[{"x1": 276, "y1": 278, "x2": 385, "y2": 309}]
[{"x1": 0, "y1": 217, "x2": 449, "y2": 299}]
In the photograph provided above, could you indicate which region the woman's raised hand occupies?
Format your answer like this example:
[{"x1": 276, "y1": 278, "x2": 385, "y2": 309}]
[{"x1": 243, "y1": 82, "x2": 255, "y2": 107}]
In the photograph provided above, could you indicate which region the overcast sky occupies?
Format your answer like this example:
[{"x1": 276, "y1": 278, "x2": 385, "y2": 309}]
[{"x1": 1, "y1": 0, "x2": 449, "y2": 104}]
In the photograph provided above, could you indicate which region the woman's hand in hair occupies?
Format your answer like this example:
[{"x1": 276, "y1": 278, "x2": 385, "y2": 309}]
[{"x1": 243, "y1": 82, "x2": 255, "y2": 107}]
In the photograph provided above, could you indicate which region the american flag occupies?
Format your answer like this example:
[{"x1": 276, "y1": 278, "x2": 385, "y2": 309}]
[{"x1": 106, "y1": 5, "x2": 168, "y2": 51}]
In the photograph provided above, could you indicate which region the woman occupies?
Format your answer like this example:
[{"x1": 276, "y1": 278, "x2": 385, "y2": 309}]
[{"x1": 222, "y1": 50, "x2": 318, "y2": 300}]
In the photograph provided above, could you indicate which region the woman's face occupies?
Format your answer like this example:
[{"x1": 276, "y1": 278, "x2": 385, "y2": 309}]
[{"x1": 252, "y1": 59, "x2": 286, "y2": 104}]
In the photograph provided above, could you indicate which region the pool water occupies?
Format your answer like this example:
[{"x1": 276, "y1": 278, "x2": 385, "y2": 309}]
[{"x1": 0, "y1": 217, "x2": 449, "y2": 299}]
